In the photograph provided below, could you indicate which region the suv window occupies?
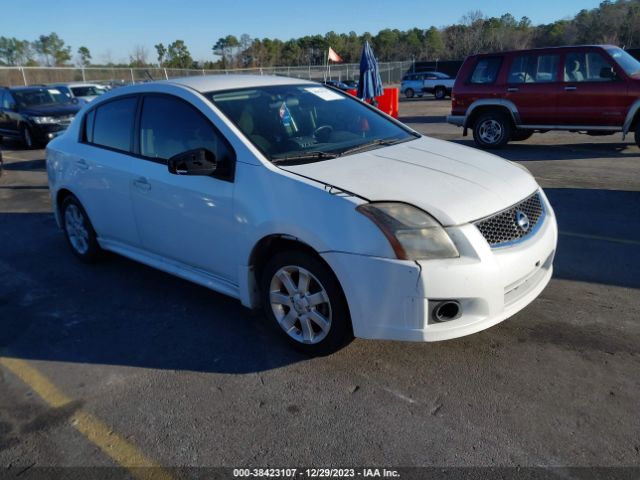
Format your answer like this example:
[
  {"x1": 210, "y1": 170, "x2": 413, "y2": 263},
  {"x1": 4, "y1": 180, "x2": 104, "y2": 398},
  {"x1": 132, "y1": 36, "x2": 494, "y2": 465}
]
[
  {"x1": 564, "y1": 52, "x2": 615, "y2": 82},
  {"x1": 92, "y1": 97, "x2": 137, "y2": 152},
  {"x1": 509, "y1": 54, "x2": 559, "y2": 83},
  {"x1": 139, "y1": 95, "x2": 232, "y2": 163},
  {"x1": 469, "y1": 57, "x2": 502, "y2": 84}
]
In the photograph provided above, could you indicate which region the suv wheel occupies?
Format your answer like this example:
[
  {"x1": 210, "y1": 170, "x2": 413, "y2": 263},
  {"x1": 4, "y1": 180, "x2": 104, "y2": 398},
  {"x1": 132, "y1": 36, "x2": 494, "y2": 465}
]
[
  {"x1": 434, "y1": 87, "x2": 446, "y2": 100},
  {"x1": 473, "y1": 112, "x2": 512, "y2": 149},
  {"x1": 404, "y1": 88, "x2": 414, "y2": 99},
  {"x1": 61, "y1": 196, "x2": 102, "y2": 263},
  {"x1": 261, "y1": 251, "x2": 353, "y2": 356},
  {"x1": 21, "y1": 125, "x2": 37, "y2": 150}
]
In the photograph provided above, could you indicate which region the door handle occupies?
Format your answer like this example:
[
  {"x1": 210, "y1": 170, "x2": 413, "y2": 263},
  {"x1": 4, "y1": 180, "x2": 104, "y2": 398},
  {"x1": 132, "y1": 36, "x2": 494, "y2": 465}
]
[
  {"x1": 564, "y1": 86, "x2": 577, "y2": 91},
  {"x1": 507, "y1": 87, "x2": 519, "y2": 92},
  {"x1": 76, "y1": 159, "x2": 89, "y2": 170},
  {"x1": 132, "y1": 177, "x2": 151, "y2": 191}
]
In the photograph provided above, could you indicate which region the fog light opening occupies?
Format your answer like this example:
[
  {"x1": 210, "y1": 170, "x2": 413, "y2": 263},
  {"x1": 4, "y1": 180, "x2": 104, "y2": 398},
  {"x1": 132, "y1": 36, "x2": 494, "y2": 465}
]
[{"x1": 433, "y1": 300, "x2": 461, "y2": 323}]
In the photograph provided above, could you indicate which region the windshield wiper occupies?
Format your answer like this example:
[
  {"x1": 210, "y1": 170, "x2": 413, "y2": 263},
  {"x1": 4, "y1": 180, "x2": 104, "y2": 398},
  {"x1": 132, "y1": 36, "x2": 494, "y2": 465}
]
[
  {"x1": 271, "y1": 151, "x2": 340, "y2": 164},
  {"x1": 339, "y1": 137, "x2": 412, "y2": 157}
]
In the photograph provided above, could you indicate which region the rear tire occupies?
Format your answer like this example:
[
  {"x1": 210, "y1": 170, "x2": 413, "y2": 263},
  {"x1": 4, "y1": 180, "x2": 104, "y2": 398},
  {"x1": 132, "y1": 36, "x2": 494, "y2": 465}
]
[
  {"x1": 434, "y1": 86, "x2": 446, "y2": 100},
  {"x1": 472, "y1": 112, "x2": 512, "y2": 149},
  {"x1": 260, "y1": 250, "x2": 353, "y2": 356},
  {"x1": 61, "y1": 195, "x2": 102, "y2": 263},
  {"x1": 404, "y1": 88, "x2": 415, "y2": 98}
]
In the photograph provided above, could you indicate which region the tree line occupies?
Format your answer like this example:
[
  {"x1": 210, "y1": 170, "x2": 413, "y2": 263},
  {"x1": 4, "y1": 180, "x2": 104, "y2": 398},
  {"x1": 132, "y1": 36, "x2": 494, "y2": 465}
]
[{"x1": 1, "y1": 1, "x2": 639, "y2": 69}]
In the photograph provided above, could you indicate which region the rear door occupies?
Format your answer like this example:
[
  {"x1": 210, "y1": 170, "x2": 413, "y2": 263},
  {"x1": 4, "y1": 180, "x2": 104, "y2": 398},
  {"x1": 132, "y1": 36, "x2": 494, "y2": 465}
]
[
  {"x1": 504, "y1": 52, "x2": 560, "y2": 125},
  {"x1": 73, "y1": 96, "x2": 140, "y2": 246},
  {"x1": 556, "y1": 49, "x2": 628, "y2": 126},
  {"x1": 128, "y1": 93, "x2": 237, "y2": 281}
]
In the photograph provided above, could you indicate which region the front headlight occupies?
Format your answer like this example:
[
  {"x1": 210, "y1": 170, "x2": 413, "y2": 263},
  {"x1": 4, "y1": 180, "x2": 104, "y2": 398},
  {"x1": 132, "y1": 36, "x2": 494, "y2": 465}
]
[
  {"x1": 357, "y1": 202, "x2": 459, "y2": 260},
  {"x1": 29, "y1": 116, "x2": 60, "y2": 124}
]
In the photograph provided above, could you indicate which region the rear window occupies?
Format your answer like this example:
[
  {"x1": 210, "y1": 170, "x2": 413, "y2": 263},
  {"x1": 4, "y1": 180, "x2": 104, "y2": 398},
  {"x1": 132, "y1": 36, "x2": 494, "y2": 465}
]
[
  {"x1": 469, "y1": 57, "x2": 502, "y2": 84},
  {"x1": 91, "y1": 97, "x2": 137, "y2": 152}
]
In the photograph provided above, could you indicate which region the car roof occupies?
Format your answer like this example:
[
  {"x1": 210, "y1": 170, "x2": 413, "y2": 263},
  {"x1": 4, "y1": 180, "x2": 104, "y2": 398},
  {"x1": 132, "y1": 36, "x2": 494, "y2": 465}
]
[
  {"x1": 163, "y1": 74, "x2": 315, "y2": 93},
  {"x1": 469, "y1": 44, "x2": 619, "y2": 58}
]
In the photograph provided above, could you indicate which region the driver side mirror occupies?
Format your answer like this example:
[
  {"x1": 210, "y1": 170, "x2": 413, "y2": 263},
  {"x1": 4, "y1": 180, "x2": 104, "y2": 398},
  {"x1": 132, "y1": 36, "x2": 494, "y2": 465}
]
[
  {"x1": 600, "y1": 66, "x2": 616, "y2": 79},
  {"x1": 8, "y1": 102, "x2": 17, "y2": 112},
  {"x1": 168, "y1": 148, "x2": 217, "y2": 176}
]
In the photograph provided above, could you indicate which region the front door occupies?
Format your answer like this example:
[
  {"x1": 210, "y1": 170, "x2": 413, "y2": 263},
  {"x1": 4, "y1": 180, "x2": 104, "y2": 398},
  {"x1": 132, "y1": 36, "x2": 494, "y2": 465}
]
[
  {"x1": 504, "y1": 52, "x2": 560, "y2": 125},
  {"x1": 556, "y1": 50, "x2": 628, "y2": 126},
  {"x1": 128, "y1": 94, "x2": 237, "y2": 282}
]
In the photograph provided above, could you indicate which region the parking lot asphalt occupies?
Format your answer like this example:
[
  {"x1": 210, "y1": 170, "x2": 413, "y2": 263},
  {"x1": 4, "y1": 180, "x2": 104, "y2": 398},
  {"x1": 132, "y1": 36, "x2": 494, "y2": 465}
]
[{"x1": 1, "y1": 98, "x2": 639, "y2": 475}]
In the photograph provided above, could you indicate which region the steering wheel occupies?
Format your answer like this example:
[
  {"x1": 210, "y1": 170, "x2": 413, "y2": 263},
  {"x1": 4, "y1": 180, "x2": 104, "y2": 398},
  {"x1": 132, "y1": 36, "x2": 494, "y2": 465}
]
[{"x1": 313, "y1": 125, "x2": 334, "y2": 142}]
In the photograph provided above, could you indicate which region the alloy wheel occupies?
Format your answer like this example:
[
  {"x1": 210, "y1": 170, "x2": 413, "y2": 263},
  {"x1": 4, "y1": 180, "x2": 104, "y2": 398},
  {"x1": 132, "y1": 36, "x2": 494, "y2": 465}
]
[
  {"x1": 269, "y1": 265, "x2": 332, "y2": 344},
  {"x1": 64, "y1": 204, "x2": 90, "y2": 254}
]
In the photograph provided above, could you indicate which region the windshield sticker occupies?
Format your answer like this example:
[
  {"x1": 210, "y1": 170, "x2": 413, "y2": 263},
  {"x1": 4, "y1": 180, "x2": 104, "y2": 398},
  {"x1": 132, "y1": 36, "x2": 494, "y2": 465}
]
[
  {"x1": 47, "y1": 89, "x2": 62, "y2": 95},
  {"x1": 304, "y1": 87, "x2": 344, "y2": 101}
]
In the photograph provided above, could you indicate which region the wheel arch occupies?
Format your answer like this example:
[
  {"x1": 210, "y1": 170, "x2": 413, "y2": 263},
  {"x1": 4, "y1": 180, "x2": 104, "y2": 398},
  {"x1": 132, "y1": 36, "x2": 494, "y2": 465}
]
[
  {"x1": 464, "y1": 99, "x2": 520, "y2": 130},
  {"x1": 242, "y1": 234, "x2": 350, "y2": 319},
  {"x1": 622, "y1": 98, "x2": 640, "y2": 136}
]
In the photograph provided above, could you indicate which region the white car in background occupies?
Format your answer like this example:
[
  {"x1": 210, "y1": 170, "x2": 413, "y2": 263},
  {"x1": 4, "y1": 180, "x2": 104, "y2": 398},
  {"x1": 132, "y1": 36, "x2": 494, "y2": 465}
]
[
  {"x1": 53, "y1": 83, "x2": 108, "y2": 103},
  {"x1": 46, "y1": 75, "x2": 557, "y2": 355}
]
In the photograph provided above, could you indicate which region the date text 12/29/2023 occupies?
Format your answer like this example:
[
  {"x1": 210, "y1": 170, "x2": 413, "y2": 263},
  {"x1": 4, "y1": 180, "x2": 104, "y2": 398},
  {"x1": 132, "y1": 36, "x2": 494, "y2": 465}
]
[{"x1": 233, "y1": 468, "x2": 401, "y2": 478}]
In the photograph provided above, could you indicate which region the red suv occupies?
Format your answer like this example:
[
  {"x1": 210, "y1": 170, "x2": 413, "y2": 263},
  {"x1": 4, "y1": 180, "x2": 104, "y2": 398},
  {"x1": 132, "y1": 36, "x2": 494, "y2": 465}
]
[{"x1": 447, "y1": 45, "x2": 640, "y2": 148}]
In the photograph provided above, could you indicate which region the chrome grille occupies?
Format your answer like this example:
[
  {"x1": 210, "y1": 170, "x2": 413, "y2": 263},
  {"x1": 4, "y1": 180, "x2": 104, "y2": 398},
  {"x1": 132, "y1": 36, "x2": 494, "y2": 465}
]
[{"x1": 474, "y1": 192, "x2": 544, "y2": 247}]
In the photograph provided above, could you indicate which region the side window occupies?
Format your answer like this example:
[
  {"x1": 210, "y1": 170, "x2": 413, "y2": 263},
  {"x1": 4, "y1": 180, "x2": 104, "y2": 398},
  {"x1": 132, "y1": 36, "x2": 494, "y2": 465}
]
[
  {"x1": 139, "y1": 95, "x2": 233, "y2": 165},
  {"x1": 509, "y1": 54, "x2": 559, "y2": 83},
  {"x1": 565, "y1": 52, "x2": 615, "y2": 82},
  {"x1": 83, "y1": 110, "x2": 95, "y2": 143},
  {"x1": 469, "y1": 57, "x2": 502, "y2": 84},
  {"x1": 92, "y1": 97, "x2": 137, "y2": 152}
]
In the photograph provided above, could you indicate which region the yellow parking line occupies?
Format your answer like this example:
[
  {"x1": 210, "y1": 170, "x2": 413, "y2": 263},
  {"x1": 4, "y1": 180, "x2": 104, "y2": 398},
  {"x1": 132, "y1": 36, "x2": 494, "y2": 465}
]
[
  {"x1": 559, "y1": 230, "x2": 640, "y2": 246},
  {"x1": 0, "y1": 357, "x2": 173, "y2": 480}
]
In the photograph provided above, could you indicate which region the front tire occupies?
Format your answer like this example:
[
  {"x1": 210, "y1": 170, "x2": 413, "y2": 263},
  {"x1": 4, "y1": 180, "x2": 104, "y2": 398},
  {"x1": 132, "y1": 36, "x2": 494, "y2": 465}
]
[
  {"x1": 21, "y1": 125, "x2": 38, "y2": 150},
  {"x1": 404, "y1": 88, "x2": 415, "y2": 98},
  {"x1": 61, "y1": 196, "x2": 102, "y2": 263},
  {"x1": 261, "y1": 251, "x2": 352, "y2": 356},
  {"x1": 472, "y1": 112, "x2": 512, "y2": 149}
]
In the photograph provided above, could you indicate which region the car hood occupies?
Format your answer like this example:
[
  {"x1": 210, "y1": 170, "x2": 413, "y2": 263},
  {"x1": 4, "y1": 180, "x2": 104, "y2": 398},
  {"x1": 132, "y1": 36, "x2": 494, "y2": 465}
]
[
  {"x1": 20, "y1": 103, "x2": 81, "y2": 116},
  {"x1": 281, "y1": 136, "x2": 539, "y2": 226}
]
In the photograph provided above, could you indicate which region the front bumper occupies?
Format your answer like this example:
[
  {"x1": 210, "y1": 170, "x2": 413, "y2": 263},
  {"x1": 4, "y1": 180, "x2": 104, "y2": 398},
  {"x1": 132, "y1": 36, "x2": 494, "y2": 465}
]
[
  {"x1": 446, "y1": 115, "x2": 465, "y2": 127},
  {"x1": 322, "y1": 197, "x2": 558, "y2": 342},
  {"x1": 31, "y1": 124, "x2": 68, "y2": 144}
]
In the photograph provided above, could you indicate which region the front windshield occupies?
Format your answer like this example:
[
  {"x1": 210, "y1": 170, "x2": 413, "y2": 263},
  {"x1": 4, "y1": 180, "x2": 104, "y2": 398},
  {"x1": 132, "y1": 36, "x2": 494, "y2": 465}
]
[
  {"x1": 606, "y1": 47, "x2": 640, "y2": 76},
  {"x1": 12, "y1": 88, "x2": 70, "y2": 108},
  {"x1": 71, "y1": 86, "x2": 106, "y2": 97},
  {"x1": 207, "y1": 84, "x2": 416, "y2": 163}
]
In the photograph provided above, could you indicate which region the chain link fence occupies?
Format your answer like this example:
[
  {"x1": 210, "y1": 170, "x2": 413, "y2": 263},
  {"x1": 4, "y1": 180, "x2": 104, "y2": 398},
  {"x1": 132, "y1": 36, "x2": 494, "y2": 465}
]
[{"x1": 0, "y1": 61, "x2": 412, "y2": 87}]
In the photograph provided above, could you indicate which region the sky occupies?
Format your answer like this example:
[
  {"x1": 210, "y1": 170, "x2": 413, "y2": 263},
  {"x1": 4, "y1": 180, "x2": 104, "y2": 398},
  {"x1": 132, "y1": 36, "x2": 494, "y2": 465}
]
[{"x1": 4, "y1": 0, "x2": 603, "y2": 64}]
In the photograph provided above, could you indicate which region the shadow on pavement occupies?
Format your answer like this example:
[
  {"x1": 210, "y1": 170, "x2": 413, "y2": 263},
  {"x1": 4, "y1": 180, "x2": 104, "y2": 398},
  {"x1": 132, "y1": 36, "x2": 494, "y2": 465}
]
[
  {"x1": 453, "y1": 139, "x2": 639, "y2": 161},
  {"x1": 545, "y1": 188, "x2": 640, "y2": 289},
  {"x1": 1, "y1": 159, "x2": 46, "y2": 172},
  {"x1": 0, "y1": 187, "x2": 637, "y2": 374},
  {"x1": 0, "y1": 213, "x2": 305, "y2": 374}
]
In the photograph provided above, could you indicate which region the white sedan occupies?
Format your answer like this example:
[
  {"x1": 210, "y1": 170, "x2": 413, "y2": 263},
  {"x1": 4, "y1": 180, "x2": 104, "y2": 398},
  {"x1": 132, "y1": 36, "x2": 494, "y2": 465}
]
[{"x1": 46, "y1": 75, "x2": 557, "y2": 354}]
